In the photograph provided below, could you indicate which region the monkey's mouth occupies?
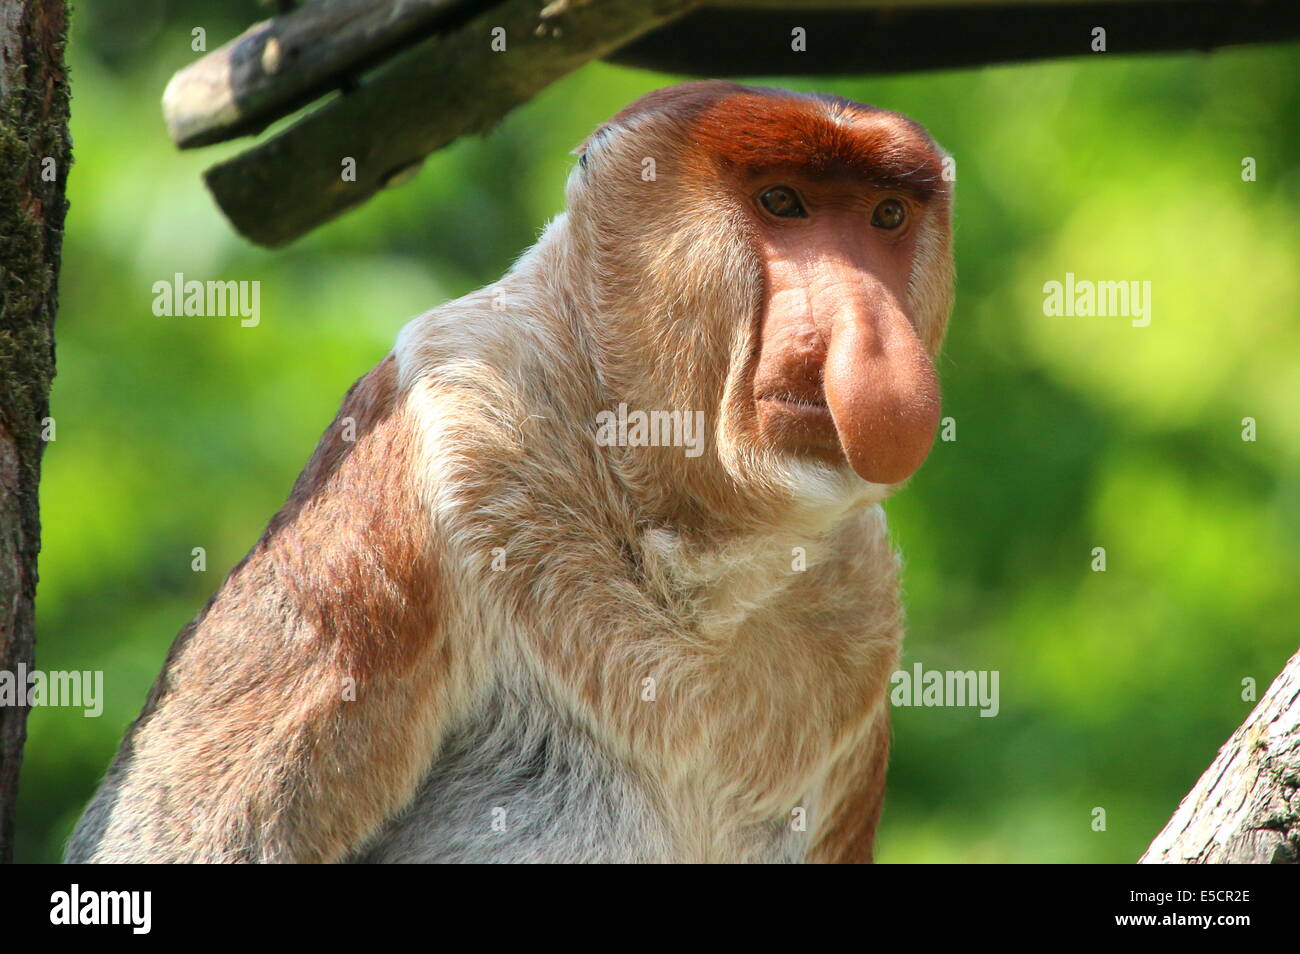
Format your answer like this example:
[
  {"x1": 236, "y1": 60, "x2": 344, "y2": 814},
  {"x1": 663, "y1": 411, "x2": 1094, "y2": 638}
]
[
  {"x1": 753, "y1": 389, "x2": 850, "y2": 470},
  {"x1": 756, "y1": 393, "x2": 832, "y2": 419}
]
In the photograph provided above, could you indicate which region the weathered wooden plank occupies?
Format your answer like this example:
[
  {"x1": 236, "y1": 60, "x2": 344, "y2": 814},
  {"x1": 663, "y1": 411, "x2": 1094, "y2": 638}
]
[{"x1": 163, "y1": 0, "x2": 494, "y2": 148}]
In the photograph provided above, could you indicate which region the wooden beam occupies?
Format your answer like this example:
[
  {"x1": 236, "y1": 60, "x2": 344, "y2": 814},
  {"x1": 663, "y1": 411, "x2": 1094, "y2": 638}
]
[
  {"x1": 163, "y1": 0, "x2": 494, "y2": 149},
  {"x1": 611, "y1": 0, "x2": 1300, "y2": 76}
]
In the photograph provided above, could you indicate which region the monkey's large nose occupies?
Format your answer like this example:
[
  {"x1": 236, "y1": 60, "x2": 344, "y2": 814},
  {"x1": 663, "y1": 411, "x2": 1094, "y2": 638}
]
[{"x1": 822, "y1": 294, "x2": 941, "y2": 485}]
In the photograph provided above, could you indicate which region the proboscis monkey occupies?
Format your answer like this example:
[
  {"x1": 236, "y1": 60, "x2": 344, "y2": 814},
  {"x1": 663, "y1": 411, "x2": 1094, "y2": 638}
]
[{"x1": 68, "y1": 81, "x2": 953, "y2": 864}]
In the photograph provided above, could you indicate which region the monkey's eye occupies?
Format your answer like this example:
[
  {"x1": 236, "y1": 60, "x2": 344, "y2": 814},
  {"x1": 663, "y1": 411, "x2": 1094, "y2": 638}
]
[
  {"x1": 871, "y1": 199, "x2": 907, "y2": 230},
  {"x1": 759, "y1": 187, "x2": 807, "y2": 219}
]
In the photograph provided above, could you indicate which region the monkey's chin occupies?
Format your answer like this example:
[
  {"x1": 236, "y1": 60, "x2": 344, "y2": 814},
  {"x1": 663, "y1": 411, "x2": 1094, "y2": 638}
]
[{"x1": 774, "y1": 456, "x2": 894, "y2": 516}]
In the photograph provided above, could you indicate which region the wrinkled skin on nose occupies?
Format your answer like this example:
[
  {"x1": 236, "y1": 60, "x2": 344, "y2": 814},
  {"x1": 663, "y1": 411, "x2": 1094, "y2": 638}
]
[{"x1": 752, "y1": 211, "x2": 941, "y2": 485}]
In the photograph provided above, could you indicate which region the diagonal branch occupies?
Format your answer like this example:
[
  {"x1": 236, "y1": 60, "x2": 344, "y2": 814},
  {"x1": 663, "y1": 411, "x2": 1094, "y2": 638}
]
[{"x1": 1141, "y1": 648, "x2": 1300, "y2": 864}]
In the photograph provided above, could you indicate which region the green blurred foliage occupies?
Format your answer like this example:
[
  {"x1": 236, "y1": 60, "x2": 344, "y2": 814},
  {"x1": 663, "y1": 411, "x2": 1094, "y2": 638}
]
[{"x1": 15, "y1": 2, "x2": 1300, "y2": 862}]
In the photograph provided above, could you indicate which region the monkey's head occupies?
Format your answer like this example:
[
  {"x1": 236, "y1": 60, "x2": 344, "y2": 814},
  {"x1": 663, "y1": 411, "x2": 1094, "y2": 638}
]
[{"x1": 565, "y1": 82, "x2": 953, "y2": 521}]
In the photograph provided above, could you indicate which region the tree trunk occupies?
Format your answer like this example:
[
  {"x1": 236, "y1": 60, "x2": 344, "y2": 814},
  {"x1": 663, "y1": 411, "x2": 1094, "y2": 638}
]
[
  {"x1": 1141, "y1": 649, "x2": 1300, "y2": 864},
  {"x1": 0, "y1": 0, "x2": 71, "y2": 865}
]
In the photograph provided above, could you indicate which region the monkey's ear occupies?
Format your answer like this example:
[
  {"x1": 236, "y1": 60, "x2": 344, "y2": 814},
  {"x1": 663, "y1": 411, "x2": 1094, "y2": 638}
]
[
  {"x1": 570, "y1": 140, "x2": 590, "y2": 173},
  {"x1": 572, "y1": 124, "x2": 614, "y2": 170}
]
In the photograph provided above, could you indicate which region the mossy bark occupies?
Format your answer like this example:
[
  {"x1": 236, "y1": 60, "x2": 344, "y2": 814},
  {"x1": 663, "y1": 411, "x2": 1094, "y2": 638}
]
[{"x1": 0, "y1": 0, "x2": 71, "y2": 863}]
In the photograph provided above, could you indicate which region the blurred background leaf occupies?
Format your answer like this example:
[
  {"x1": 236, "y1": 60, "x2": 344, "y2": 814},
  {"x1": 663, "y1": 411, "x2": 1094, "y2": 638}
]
[{"x1": 16, "y1": 1, "x2": 1300, "y2": 862}]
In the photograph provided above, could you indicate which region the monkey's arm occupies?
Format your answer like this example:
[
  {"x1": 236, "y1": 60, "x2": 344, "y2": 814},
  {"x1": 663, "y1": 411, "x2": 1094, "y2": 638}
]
[
  {"x1": 807, "y1": 707, "x2": 892, "y2": 864},
  {"x1": 68, "y1": 356, "x2": 467, "y2": 863}
]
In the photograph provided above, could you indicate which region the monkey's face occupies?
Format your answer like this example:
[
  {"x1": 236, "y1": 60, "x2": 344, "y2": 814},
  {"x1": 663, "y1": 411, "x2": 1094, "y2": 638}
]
[
  {"x1": 746, "y1": 172, "x2": 942, "y2": 486},
  {"x1": 571, "y1": 83, "x2": 953, "y2": 509}
]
